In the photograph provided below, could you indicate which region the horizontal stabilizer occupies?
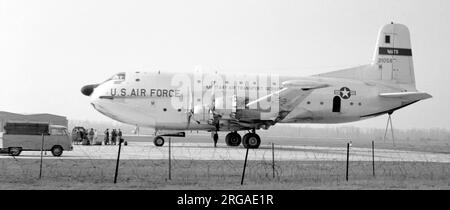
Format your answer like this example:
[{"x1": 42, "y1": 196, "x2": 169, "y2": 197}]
[{"x1": 379, "y1": 92, "x2": 432, "y2": 101}]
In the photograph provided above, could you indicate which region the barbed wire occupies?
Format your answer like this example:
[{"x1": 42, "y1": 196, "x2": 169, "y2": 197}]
[{"x1": 1, "y1": 138, "x2": 450, "y2": 189}]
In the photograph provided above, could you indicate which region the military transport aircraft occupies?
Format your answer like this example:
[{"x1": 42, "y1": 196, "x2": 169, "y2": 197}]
[{"x1": 81, "y1": 23, "x2": 431, "y2": 149}]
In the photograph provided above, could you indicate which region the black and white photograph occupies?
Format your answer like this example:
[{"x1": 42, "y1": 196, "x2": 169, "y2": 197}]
[{"x1": 0, "y1": 0, "x2": 449, "y2": 205}]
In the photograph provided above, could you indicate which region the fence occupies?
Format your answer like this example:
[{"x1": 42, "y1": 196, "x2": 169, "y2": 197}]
[{"x1": 0, "y1": 140, "x2": 450, "y2": 189}]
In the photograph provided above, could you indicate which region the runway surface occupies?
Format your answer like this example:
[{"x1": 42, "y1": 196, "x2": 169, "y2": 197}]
[{"x1": 1, "y1": 141, "x2": 450, "y2": 163}]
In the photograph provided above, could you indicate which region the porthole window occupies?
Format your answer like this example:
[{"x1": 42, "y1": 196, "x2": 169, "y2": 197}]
[
  {"x1": 320, "y1": 102, "x2": 324, "y2": 105},
  {"x1": 178, "y1": 109, "x2": 182, "y2": 112},
  {"x1": 350, "y1": 102, "x2": 354, "y2": 106},
  {"x1": 163, "y1": 108, "x2": 167, "y2": 112},
  {"x1": 358, "y1": 102, "x2": 362, "y2": 106},
  {"x1": 307, "y1": 101, "x2": 311, "y2": 105}
]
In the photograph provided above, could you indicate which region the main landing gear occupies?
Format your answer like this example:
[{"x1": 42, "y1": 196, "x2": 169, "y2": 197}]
[
  {"x1": 223, "y1": 130, "x2": 261, "y2": 149},
  {"x1": 242, "y1": 132, "x2": 261, "y2": 149},
  {"x1": 225, "y1": 132, "x2": 241, "y2": 147}
]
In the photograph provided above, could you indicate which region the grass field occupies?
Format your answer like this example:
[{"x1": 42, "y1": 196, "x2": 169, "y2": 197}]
[
  {"x1": 1, "y1": 133, "x2": 449, "y2": 189},
  {"x1": 1, "y1": 158, "x2": 450, "y2": 190}
]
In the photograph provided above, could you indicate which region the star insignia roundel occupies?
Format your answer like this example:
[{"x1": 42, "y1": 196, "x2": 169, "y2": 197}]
[
  {"x1": 340, "y1": 87, "x2": 351, "y2": 99},
  {"x1": 334, "y1": 87, "x2": 356, "y2": 99}
]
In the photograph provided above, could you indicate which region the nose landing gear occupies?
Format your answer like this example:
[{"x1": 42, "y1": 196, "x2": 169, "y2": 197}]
[
  {"x1": 153, "y1": 136, "x2": 165, "y2": 147},
  {"x1": 153, "y1": 132, "x2": 185, "y2": 147}
]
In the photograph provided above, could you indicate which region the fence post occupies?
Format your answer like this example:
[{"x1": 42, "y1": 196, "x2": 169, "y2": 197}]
[
  {"x1": 168, "y1": 137, "x2": 171, "y2": 180},
  {"x1": 272, "y1": 143, "x2": 275, "y2": 179},
  {"x1": 372, "y1": 140, "x2": 375, "y2": 177},
  {"x1": 113, "y1": 137, "x2": 123, "y2": 184},
  {"x1": 241, "y1": 147, "x2": 250, "y2": 185},
  {"x1": 39, "y1": 133, "x2": 44, "y2": 179},
  {"x1": 346, "y1": 142, "x2": 349, "y2": 182}
]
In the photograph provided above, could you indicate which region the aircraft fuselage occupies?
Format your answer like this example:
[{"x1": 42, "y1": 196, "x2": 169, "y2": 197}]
[{"x1": 88, "y1": 70, "x2": 409, "y2": 131}]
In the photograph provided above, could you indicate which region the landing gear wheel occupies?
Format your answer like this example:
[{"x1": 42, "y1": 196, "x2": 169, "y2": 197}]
[
  {"x1": 9, "y1": 147, "x2": 22, "y2": 156},
  {"x1": 154, "y1": 136, "x2": 165, "y2": 147},
  {"x1": 51, "y1": 145, "x2": 63, "y2": 157},
  {"x1": 225, "y1": 132, "x2": 241, "y2": 146},
  {"x1": 242, "y1": 133, "x2": 261, "y2": 149}
]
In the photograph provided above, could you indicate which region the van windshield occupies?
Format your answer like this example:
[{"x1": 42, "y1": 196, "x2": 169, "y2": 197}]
[{"x1": 51, "y1": 128, "x2": 65, "y2": 136}]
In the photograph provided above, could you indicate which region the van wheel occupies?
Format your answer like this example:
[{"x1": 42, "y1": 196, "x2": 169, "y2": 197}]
[
  {"x1": 51, "y1": 146, "x2": 63, "y2": 157},
  {"x1": 9, "y1": 147, "x2": 22, "y2": 156}
]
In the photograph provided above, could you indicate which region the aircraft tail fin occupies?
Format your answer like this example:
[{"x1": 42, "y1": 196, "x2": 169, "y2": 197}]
[
  {"x1": 316, "y1": 23, "x2": 417, "y2": 90},
  {"x1": 372, "y1": 23, "x2": 415, "y2": 86}
]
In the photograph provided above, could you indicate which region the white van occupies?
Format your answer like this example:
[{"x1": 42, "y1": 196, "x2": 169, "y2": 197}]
[{"x1": 1, "y1": 122, "x2": 73, "y2": 156}]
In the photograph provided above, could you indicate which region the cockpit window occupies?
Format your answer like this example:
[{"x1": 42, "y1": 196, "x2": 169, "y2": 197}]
[
  {"x1": 101, "y1": 72, "x2": 126, "y2": 84},
  {"x1": 112, "y1": 72, "x2": 126, "y2": 80}
]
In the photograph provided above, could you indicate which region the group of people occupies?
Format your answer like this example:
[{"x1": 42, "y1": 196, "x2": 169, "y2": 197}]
[
  {"x1": 73, "y1": 128, "x2": 98, "y2": 145},
  {"x1": 103, "y1": 128, "x2": 123, "y2": 145}
]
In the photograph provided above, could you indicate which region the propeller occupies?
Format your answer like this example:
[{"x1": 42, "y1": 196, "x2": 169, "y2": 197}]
[
  {"x1": 186, "y1": 78, "x2": 222, "y2": 130},
  {"x1": 208, "y1": 81, "x2": 217, "y2": 115},
  {"x1": 186, "y1": 85, "x2": 200, "y2": 128},
  {"x1": 207, "y1": 80, "x2": 222, "y2": 129}
]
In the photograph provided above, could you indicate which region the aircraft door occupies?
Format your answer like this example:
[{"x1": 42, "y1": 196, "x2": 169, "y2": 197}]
[{"x1": 332, "y1": 96, "x2": 341, "y2": 113}]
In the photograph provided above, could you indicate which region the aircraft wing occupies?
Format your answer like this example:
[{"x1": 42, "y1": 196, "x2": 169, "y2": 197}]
[
  {"x1": 379, "y1": 92, "x2": 432, "y2": 101},
  {"x1": 247, "y1": 80, "x2": 330, "y2": 110},
  {"x1": 246, "y1": 80, "x2": 329, "y2": 121},
  {"x1": 281, "y1": 80, "x2": 330, "y2": 90}
]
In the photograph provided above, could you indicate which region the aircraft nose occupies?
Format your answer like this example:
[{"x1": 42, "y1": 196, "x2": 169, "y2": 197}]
[{"x1": 81, "y1": 84, "x2": 99, "y2": 96}]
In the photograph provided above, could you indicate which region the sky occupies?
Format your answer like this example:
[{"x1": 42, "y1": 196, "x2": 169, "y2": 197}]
[{"x1": 0, "y1": 0, "x2": 449, "y2": 130}]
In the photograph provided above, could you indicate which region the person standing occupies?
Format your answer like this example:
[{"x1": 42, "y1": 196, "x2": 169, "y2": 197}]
[
  {"x1": 104, "y1": 129, "x2": 110, "y2": 145},
  {"x1": 88, "y1": 128, "x2": 95, "y2": 145},
  {"x1": 118, "y1": 129, "x2": 123, "y2": 144},
  {"x1": 79, "y1": 130, "x2": 84, "y2": 141},
  {"x1": 93, "y1": 129, "x2": 98, "y2": 145},
  {"x1": 111, "y1": 129, "x2": 117, "y2": 145}
]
